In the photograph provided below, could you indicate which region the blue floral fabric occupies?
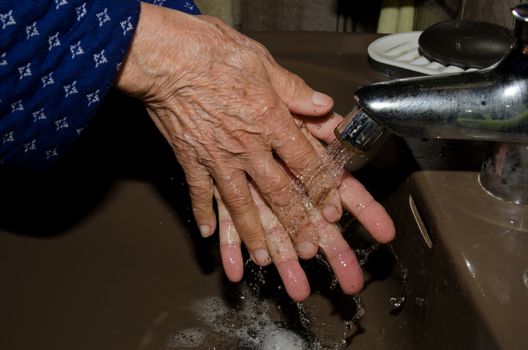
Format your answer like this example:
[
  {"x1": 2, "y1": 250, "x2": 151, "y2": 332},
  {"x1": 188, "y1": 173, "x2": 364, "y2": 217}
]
[{"x1": 0, "y1": 0, "x2": 199, "y2": 169}]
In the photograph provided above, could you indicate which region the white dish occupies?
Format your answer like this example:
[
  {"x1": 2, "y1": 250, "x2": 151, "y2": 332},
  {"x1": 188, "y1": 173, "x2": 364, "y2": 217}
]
[{"x1": 367, "y1": 31, "x2": 477, "y2": 76}]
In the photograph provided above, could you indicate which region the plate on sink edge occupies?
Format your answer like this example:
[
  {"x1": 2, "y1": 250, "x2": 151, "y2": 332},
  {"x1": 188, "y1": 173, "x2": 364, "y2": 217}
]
[{"x1": 367, "y1": 31, "x2": 478, "y2": 77}]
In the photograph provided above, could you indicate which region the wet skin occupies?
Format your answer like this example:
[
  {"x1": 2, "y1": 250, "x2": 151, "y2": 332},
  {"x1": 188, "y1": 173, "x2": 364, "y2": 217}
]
[
  {"x1": 216, "y1": 114, "x2": 395, "y2": 301},
  {"x1": 116, "y1": 2, "x2": 395, "y2": 301}
]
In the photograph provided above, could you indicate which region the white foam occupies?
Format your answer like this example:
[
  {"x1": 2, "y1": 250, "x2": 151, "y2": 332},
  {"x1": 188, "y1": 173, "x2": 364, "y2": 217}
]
[
  {"x1": 166, "y1": 286, "x2": 310, "y2": 349},
  {"x1": 263, "y1": 330, "x2": 306, "y2": 350},
  {"x1": 166, "y1": 328, "x2": 208, "y2": 348}
]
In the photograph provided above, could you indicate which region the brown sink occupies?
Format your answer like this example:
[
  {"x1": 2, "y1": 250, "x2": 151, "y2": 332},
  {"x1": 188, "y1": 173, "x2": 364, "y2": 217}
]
[{"x1": 0, "y1": 32, "x2": 526, "y2": 349}]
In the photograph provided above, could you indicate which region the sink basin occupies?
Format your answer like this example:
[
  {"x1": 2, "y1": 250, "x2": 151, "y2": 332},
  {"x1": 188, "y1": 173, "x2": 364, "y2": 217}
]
[{"x1": 0, "y1": 32, "x2": 526, "y2": 349}]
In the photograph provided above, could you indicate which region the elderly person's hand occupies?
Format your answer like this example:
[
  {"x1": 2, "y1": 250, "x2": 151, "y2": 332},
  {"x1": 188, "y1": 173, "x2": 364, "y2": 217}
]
[
  {"x1": 116, "y1": 2, "x2": 395, "y2": 301},
  {"x1": 215, "y1": 113, "x2": 395, "y2": 301}
]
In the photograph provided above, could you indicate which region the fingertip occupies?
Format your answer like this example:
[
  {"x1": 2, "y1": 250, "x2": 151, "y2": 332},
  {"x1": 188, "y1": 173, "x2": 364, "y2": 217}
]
[
  {"x1": 276, "y1": 260, "x2": 311, "y2": 302},
  {"x1": 342, "y1": 274, "x2": 364, "y2": 295},
  {"x1": 359, "y1": 203, "x2": 396, "y2": 244},
  {"x1": 221, "y1": 244, "x2": 244, "y2": 282},
  {"x1": 322, "y1": 202, "x2": 342, "y2": 223},
  {"x1": 199, "y1": 224, "x2": 213, "y2": 237},
  {"x1": 312, "y1": 91, "x2": 333, "y2": 108},
  {"x1": 295, "y1": 241, "x2": 318, "y2": 260},
  {"x1": 251, "y1": 248, "x2": 272, "y2": 266},
  {"x1": 271, "y1": 65, "x2": 333, "y2": 116},
  {"x1": 328, "y1": 250, "x2": 364, "y2": 294},
  {"x1": 374, "y1": 225, "x2": 396, "y2": 244}
]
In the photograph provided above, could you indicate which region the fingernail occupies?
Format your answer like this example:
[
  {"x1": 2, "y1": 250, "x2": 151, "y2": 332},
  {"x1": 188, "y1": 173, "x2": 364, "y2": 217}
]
[
  {"x1": 323, "y1": 205, "x2": 339, "y2": 222},
  {"x1": 312, "y1": 91, "x2": 331, "y2": 106},
  {"x1": 199, "y1": 225, "x2": 211, "y2": 237},
  {"x1": 296, "y1": 242, "x2": 316, "y2": 258},
  {"x1": 253, "y1": 249, "x2": 271, "y2": 266}
]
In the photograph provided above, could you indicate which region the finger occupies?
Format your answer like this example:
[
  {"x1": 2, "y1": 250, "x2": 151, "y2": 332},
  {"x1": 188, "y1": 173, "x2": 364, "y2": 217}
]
[
  {"x1": 214, "y1": 170, "x2": 271, "y2": 266},
  {"x1": 214, "y1": 187, "x2": 244, "y2": 283},
  {"x1": 295, "y1": 112, "x2": 344, "y2": 144},
  {"x1": 271, "y1": 107, "x2": 338, "y2": 223},
  {"x1": 339, "y1": 173, "x2": 396, "y2": 244},
  {"x1": 168, "y1": 138, "x2": 217, "y2": 238},
  {"x1": 317, "y1": 219, "x2": 364, "y2": 294},
  {"x1": 249, "y1": 184, "x2": 310, "y2": 302},
  {"x1": 186, "y1": 166, "x2": 216, "y2": 237},
  {"x1": 300, "y1": 127, "x2": 343, "y2": 223},
  {"x1": 246, "y1": 154, "x2": 319, "y2": 259},
  {"x1": 267, "y1": 63, "x2": 333, "y2": 116}
]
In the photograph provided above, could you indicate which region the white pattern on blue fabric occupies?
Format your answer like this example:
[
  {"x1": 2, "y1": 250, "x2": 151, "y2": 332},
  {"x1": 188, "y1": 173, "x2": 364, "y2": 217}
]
[
  {"x1": 48, "y1": 32, "x2": 61, "y2": 50},
  {"x1": 96, "y1": 8, "x2": 110, "y2": 27},
  {"x1": 64, "y1": 81, "x2": 78, "y2": 97},
  {"x1": 25, "y1": 21, "x2": 39, "y2": 39},
  {"x1": 0, "y1": 10, "x2": 16, "y2": 30},
  {"x1": 0, "y1": 52, "x2": 7, "y2": 66},
  {"x1": 17, "y1": 62, "x2": 32, "y2": 79},
  {"x1": 2, "y1": 131, "x2": 14, "y2": 144},
  {"x1": 184, "y1": 1, "x2": 195, "y2": 11},
  {"x1": 45, "y1": 148, "x2": 58, "y2": 159},
  {"x1": 23, "y1": 139, "x2": 37, "y2": 152},
  {"x1": 41, "y1": 72, "x2": 54, "y2": 87},
  {"x1": 76, "y1": 2, "x2": 87, "y2": 21},
  {"x1": 55, "y1": 117, "x2": 69, "y2": 130},
  {"x1": 93, "y1": 49, "x2": 107, "y2": 68},
  {"x1": 120, "y1": 16, "x2": 133, "y2": 36},
  {"x1": 70, "y1": 41, "x2": 84, "y2": 59},
  {"x1": 55, "y1": 0, "x2": 68, "y2": 10},
  {"x1": 10, "y1": 100, "x2": 24, "y2": 112},
  {"x1": 86, "y1": 90, "x2": 100, "y2": 106},
  {"x1": 32, "y1": 108, "x2": 47, "y2": 122}
]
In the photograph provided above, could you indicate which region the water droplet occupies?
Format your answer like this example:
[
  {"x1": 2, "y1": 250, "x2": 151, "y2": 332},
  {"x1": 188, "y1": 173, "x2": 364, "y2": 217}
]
[{"x1": 389, "y1": 296, "x2": 405, "y2": 310}]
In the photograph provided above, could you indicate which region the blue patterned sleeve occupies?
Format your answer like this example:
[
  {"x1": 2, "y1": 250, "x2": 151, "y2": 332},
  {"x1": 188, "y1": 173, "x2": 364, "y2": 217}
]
[
  {"x1": 143, "y1": 0, "x2": 200, "y2": 14},
  {"x1": 0, "y1": 0, "x2": 199, "y2": 170}
]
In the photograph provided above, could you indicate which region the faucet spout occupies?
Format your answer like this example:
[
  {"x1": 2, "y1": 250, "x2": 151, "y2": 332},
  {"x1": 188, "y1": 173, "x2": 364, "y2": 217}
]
[
  {"x1": 335, "y1": 3, "x2": 528, "y2": 204},
  {"x1": 354, "y1": 58, "x2": 528, "y2": 143}
]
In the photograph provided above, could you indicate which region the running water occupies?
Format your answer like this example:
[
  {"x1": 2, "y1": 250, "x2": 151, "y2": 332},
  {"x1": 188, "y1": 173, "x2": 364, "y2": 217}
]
[
  {"x1": 301, "y1": 139, "x2": 363, "y2": 207},
  {"x1": 277, "y1": 138, "x2": 362, "y2": 242}
]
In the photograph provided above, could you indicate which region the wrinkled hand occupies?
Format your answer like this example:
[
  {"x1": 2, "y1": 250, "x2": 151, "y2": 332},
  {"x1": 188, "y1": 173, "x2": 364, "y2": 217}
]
[
  {"x1": 216, "y1": 113, "x2": 395, "y2": 301},
  {"x1": 116, "y1": 3, "x2": 345, "y2": 265},
  {"x1": 116, "y1": 3, "x2": 395, "y2": 301}
]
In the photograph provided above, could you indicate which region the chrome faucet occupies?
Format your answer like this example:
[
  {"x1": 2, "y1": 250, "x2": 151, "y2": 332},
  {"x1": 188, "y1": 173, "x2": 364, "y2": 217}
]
[{"x1": 335, "y1": 4, "x2": 528, "y2": 205}]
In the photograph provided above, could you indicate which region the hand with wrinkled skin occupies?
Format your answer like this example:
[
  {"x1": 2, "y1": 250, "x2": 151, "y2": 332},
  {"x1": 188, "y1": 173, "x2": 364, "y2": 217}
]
[
  {"x1": 116, "y1": 3, "x2": 345, "y2": 266},
  {"x1": 216, "y1": 113, "x2": 395, "y2": 301}
]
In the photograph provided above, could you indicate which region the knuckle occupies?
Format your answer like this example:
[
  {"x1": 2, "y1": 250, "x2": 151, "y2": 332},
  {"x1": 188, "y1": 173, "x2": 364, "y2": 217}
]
[
  {"x1": 223, "y1": 192, "x2": 253, "y2": 216},
  {"x1": 187, "y1": 179, "x2": 213, "y2": 201},
  {"x1": 291, "y1": 147, "x2": 318, "y2": 172},
  {"x1": 252, "y1": 95, "x2": 282, "y2": 119},
  {"x1": 258, "y1": 179, "x2": 292, "y2": 209},
  {"x1": 282, "y1": 69, "x2": 306, "y2": 92}
]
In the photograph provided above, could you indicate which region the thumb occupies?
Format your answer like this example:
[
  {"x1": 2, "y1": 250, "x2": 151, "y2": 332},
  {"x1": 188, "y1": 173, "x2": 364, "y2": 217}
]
[{"x1": 268, "y1": 64, "x2": 333, "y2": 116}]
